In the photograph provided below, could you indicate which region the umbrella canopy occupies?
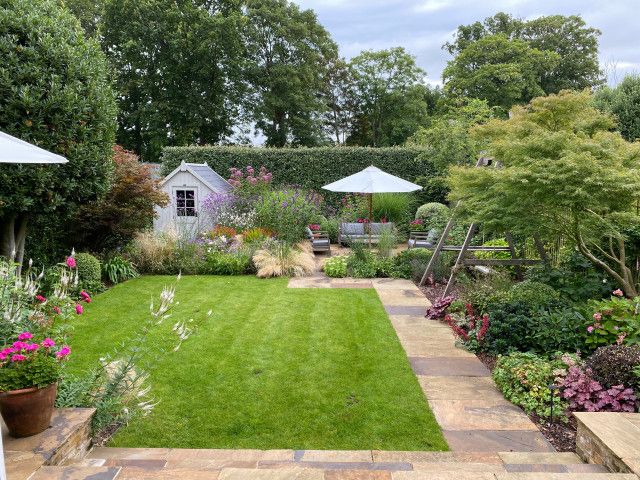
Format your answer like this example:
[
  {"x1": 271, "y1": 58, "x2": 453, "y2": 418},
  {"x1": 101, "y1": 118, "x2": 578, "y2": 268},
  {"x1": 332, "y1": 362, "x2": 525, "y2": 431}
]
[
  {"x1": 0, "y1": 131, "x2": 67, "y2": 164},
  {"x1": 322, "y1": 165, "x2": 421, "y2": 193}
]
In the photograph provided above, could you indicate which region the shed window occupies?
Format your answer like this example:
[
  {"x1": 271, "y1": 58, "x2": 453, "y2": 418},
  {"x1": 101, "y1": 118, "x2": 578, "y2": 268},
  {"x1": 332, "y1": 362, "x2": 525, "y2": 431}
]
[{"x1": 176, "y1": 189, "x2": 197, "y2": 217}]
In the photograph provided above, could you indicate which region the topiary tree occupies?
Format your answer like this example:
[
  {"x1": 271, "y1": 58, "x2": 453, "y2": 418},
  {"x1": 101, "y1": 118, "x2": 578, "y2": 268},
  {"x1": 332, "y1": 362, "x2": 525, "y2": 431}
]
[
  {"x1": 74, "y1": 252, "x2": 102, "y2": 293},
  {"x1": 0, "y1": 0, "x2": 117, "y2": 265},
  {"x1": 415, "y1": 203, "x2": 450, "y2": 231}
]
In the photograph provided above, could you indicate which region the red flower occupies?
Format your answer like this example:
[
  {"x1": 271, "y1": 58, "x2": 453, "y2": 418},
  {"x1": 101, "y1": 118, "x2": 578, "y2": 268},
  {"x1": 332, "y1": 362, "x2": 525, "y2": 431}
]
[{"x1": 35, "y1": 295, "x2": 46, "y2": 303}]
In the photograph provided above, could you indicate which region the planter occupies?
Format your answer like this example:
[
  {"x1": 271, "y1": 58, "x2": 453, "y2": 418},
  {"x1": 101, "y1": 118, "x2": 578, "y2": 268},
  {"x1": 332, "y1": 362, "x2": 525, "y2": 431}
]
[{"x1": 0, "y1": 383, "x2": 57, "y2": 437}]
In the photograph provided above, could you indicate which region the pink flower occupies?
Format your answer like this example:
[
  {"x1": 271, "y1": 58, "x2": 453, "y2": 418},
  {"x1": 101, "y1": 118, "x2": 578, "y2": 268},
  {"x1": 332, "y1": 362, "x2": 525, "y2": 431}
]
[
  {"x1": 53, "y1": 306, "x2": 61, "y2": 314},
  {"x1": 80, "y1": 291, "x2": 91, "y2": 303},
  {"x1": 18, "y1": 332, "x2": 33, "y2": 341},
  {"x1": 41, "y1": 338, "x2": 55, "y2": 348},
  {"x1": 66, "y1": 256, "x2": 76, "y2": 268},
  {"x1": 593, "y1": 312, "x2": 602, "y2": 321},
  {"x1": 616, "y1": 333, "x2": 626, "y2": 345},
  {"x1": 35, "y1": 295, "x2": 46, "y2": 303},
  {"x1": 56, "y1": 346, "x2": 71, "y2": 358},
  {"x1": 1, "y1": 348, "x2": 15, "y2": 356},
  {"x1": 587, "y1": 325, "x2": 594, "y2": 333},
  {"x1": 0, "y1": 353, "x2": 6, "y2": 361},
  {"x1": 25, "y1": 343, "x2": 39, "y2": 352},
  {"x1": 12, "y1": 341, "x2": 27, "y2": 351},
  {"x1": 613, "y1": 289, "x2": 624, "y2": 297},
  {"x1": 11, "y1": 354, "x2": 26, "y2": 362},
  {"x1": 75, "y1": 304, "x2": 84, "y2": 315}
]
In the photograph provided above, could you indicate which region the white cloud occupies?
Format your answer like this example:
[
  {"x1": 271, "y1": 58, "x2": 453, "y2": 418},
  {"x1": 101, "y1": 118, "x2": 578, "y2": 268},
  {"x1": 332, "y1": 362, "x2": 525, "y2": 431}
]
[{"x1": 414, "y1": 0, "x2": 453, "y2": 13}]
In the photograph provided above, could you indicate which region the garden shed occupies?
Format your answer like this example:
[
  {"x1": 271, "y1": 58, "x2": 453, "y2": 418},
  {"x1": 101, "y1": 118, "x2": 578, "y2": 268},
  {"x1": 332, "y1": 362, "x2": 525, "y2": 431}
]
[{"x1": 154, "y1": 161, "x2": 231, "y2": 235}]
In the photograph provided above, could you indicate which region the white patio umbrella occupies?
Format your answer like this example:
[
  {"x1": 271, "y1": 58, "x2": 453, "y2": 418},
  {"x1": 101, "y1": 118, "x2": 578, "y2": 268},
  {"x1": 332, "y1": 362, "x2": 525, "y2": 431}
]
[
  {"x1": 322, "y1": 165, "x2": 422, "y2": 246},
  {"x1": 0, "y1": 131, "x2": 66, "y2": 480},
  {"x1": 0, "y1": 131, "x2": 68, "y2": 164}
]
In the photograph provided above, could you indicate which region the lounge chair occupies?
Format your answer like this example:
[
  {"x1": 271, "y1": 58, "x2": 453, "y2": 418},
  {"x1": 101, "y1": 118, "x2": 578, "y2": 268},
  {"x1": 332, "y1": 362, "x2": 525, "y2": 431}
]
[
  {"x1": 407, "y1": 229, "x2": 439, "y2": 249},
  {"x1": 339, "y1": 222, "x2": 394, "y2": 245},
  {"x1": 306, "y1": 227, "x2": 331, "y2": 253}
]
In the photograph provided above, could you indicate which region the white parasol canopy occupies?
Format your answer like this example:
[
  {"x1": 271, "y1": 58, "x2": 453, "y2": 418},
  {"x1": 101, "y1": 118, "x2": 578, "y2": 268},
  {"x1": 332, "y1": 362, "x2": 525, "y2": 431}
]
[
  {"x1": 0, "y1": 131, "x2": 67, "y2": 164},
  {"x1": 322, "y1": 165, "x2": 421, "y2": 193}
]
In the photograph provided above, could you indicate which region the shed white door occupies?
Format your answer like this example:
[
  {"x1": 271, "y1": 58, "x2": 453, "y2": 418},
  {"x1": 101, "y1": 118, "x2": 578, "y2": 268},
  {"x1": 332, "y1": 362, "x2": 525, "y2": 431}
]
[{"x1": 172, "y1": 186, "x2": 199, "y2": 236}]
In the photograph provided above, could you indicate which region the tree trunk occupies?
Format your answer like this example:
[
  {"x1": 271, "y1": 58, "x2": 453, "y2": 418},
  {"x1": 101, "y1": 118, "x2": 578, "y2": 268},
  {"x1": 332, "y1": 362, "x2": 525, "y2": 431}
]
[{"x1": 0, "y1": 213, "x2": 29, "y2": 273}]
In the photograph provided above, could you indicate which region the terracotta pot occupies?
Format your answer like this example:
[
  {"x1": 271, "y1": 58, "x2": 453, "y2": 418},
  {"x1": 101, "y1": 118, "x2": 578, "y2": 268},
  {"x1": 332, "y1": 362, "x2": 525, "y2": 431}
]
[{"x1": 0, "y1": 383, "x2": 57, "y2": 437}]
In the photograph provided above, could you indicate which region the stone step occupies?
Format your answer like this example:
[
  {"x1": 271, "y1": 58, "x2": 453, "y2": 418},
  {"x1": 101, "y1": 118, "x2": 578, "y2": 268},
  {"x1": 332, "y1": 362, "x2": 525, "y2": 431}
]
[{"x1": 29, "y1": 465, "x2": 121, "y2": 480}]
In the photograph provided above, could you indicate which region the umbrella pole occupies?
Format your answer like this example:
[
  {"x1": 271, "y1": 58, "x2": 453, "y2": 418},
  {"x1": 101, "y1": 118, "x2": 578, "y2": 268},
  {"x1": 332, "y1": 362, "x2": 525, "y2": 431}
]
[{"x1": 368, "y1": 193, "x2": 372, "y2": 248}]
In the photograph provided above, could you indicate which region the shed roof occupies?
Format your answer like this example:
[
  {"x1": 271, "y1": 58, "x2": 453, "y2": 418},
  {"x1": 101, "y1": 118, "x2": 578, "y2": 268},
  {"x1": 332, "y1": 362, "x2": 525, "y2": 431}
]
[{"x1": 161, "y1": 162, "x2": 232, "y2": 193}]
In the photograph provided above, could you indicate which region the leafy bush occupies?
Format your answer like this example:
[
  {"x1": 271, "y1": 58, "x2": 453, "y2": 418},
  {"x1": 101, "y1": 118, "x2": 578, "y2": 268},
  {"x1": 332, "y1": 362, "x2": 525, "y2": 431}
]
[
  {"x1": 376, "y1": 228, "x2": 397, "y2": 258},
  {"x1": 586, "y1": 345, "x2": 640, "y2": 390},
  {"x1": 127, "y1": 231, "x2": 205, "y2": 275},
  {"x1": 526, "y1": 251, "x2": 612, "y2": 303},
  {"x1": 415, "y1": 202, "x2": 450, "y2": 231},
  {"x1": 529, "y1": 308, "x2": 588, "y2": 354},
  {"x1": 324, "y1": 256, "x2": 348, "y2": 278},
  {"x1": 584, "y1": 294, "x2": 640, "y2": 347},
  {"x1": 255, "y1": 189, "x2": 322, "y2": 244},
  {"x1": 253, "y1": 241, "x2": 315, "y2": 278},
  {"x1": 347, "y1": 243, "x2": 378, "y2": 278},
  {"x1": 503, "y1": 281, "x2": 560, "y2": 310},
  {"x1": 372, "y1": 193, "x2": 414, "y2": 224},
  {"x1": 102, "y1": 256, "x2": 138, "y2": 284},
  {"x1": 561, "y1": 365, "x2": 636, "y2": 413},
  {"x1": 391, "y1": 249, "x2": 433, "y2": 281},
  {"x1": 242, "y1": 227, "x2": 273, "y2": 244},
  {"x1": 201, "y1": 192, "x2": 257, "y2": 231},
  {"x1": 204, "y1": 251, "x2": 251, "y2": 275},
  {"x1": 425, "y1": 295, "x2": 456, "y2": 320},
  {"x1": 75, "y1": 253, "x2": 103, "y2": 294},
  {"x1": 444, "y1": 304, "x2": 490, "y2": 351},
  {"x1": 493, "y1": 352, "x2": 569, "y2": 418},
  {"x1": 320, "y1": 217, "x2": 339, "y2": 243}
]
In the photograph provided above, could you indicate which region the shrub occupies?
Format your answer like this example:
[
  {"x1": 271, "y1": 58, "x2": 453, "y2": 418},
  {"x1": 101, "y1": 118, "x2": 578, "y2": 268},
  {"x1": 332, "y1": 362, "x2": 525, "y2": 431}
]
[
  {"x1": 444, "y1": 304, "x2": 490, "y2": 351},
  {"x1": 391, "y1": 249, "x2": 433, "y2": 282},
  {"x1": 204, "y1": 251, "x2": 251, "y2": 275},
  {"x1": 529, "y1": 308, "x2": 588, "y2": 354},
  {"x1": 347, "y1": 243, "x2": 378, "y2": 278},
  {"x1": 372, "y1": 193, "x2": 415, "y2": 224},
  {"x1": 253, "y1": 241, "x2": 315, "y2": 278},
  {"x1": 561, "y1": 365, "x2": 636, "y2": 413},
  {"x1": 493, "y1": 352, "x2": 569, "y2": 418},
  {"x1": 504, "y1": 281, "x2": 560, "y2": 311},
  {"x1": 201, "y1": 192, "x2": 256, "y2": 231},
  {"x1": 425, "y1": 295, "x2": 456, "y2": 320},
  {"x1": 207, "y1": 226, "x2": 237, "y2": 239},
  {"x1": 320, "y1": 217, "x2": 339, "y2": 243},
  {"x1": 584, "y1": 294, "x2": 640, "y2": 347},
  {"x1": 586, "y1": 345, "x2": 640, "y2": 390},
  {"x1": 227, "y1": 165, "x2": 272, "y2": 195},
  {"x1": 415, "y1": 202, "x2": 450, "y2": 231},
  {"x1": 242, "y1": 227, "x2": 273, "y2": 244},
  {"x1": 127, "y1": 230, "x2": 205, "y2": 275},
  {"x1": 102, "y1": 256, "x2": 138, "y2": 284},
  {"x1": 376, "y1": 228, "x2": 397, "y2": 258},
  {"x1": 324, "y1": 256, "x2": 348, "y2": 278},
  {"x1": 255, "y1": 189, "x2": 322, "y2": 244},
  {"x1": 74, "y1": 253, "x2": 102, "y2": 294}
]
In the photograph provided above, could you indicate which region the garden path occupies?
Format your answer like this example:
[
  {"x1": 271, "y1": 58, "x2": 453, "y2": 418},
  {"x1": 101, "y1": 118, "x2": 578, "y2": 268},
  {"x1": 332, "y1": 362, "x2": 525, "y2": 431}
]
[{"x1": 289, "y1": 275, "x2": 554, "y2": 453}]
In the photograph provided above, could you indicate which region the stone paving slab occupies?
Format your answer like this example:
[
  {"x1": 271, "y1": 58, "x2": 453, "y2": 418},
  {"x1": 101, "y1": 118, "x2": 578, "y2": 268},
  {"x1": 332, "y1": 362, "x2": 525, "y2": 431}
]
[
  {"x1": 218, "y1": 467, "x2": 324, "y2": 479},
  {"x1": 418, "y1": 376, "x2": 504, "y2": 401},
  {"x1": 409, "y1": 357, "x2": 491, "y2": 377},
  {"x1": 400, "y1": 341, "x2": 471, "y2": 357},
  {"x1": 372, "y1": 452, "x2": 502, "y2": 464},
  {"x1": 324, "y1": 471, "x2": 391, "y2": 480},
  {"x1": 494, "y1": 474, "x2": 638, "y2": 480},
  {"x1": 384, "y1": 305, "x2": 428, "y2": 316},
  {"x1": 391, "y1": 472, "x2": 496, "y2": 479},
  {"x1": 395, "y1": 326, "x2": 455, "y2": 342},
  {"x1": 498, "y1": 452, "x2": 583, "y2": 465},
  {"x1": 442, "y1": 430, "x2": 554, "y2": 453},
  {"x1": 29, "y1": 465, "x2": 121, "y2": 480},
  {"x1": 296, "y1": 451, "x2": 373, "y2": 462},
  {"x1": 430, "y1": 400, "x2": 538, "y2": 431},
  {"x1": 376, "y1": 290, "x2": 428, "y2": 306},
  {"x1": 118, "y1": 467, "x2": 220, "y2": 479},
  {"x1": 4, "y1": 450, "x2": 45, "y2": 480},
  {"x1": 389, "y1": 316, "x2": 450, "y2": 329},
  {"x1": 88, "y1": 448, "x2": 173, "y2": 460}
]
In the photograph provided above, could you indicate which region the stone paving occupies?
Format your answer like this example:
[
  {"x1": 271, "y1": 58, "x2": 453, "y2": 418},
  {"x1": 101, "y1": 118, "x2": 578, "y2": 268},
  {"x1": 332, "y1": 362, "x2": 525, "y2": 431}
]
[{"x1": 288, "y1": 275, "x2": 553, "y2": 453}]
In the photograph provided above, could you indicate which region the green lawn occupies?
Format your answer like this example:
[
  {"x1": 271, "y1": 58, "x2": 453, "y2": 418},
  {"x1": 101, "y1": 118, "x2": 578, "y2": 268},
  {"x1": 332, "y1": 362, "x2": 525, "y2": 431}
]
[{"x1": 67, "y1": 275, "x2": 447, "y2": 450}]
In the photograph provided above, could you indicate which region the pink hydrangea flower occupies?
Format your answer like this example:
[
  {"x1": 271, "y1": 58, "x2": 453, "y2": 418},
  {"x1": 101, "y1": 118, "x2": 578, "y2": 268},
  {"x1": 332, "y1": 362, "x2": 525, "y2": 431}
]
[
  {"x1": 56, "y1": 346, "x2": 71, "y2": 359},
  {"x1": 41, "y1": 338, "x2": 55, "y2": 348},
  {"x1": 18, "y1": 332, "x2": 33, "y2": 341},
  {"x1": 587, "y1": 325, "x2": 594, "y2": 333},
  {"x1": 593, "y1": 312, "x2": 602, "y2": 321},
  {"x1": 35, "y1": 295, "x2": 46, "y2": 303},
  {"x1": 11, "y1": 354, "x2": 26, "y2": 362},
  {"x1": 75, "y1": 304, "x2": 84, "y2": 315},
  {"x1": 612, "y1": 289, "x2": 624, "y2": 297},
  {"x1": 66, "y1": 256, "x2": 77, "y2": 268}
]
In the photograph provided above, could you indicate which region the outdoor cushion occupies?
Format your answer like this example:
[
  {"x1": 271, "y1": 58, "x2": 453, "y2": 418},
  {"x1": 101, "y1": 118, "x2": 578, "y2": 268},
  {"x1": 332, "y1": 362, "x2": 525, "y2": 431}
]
[
  {"x1": 426, "y1": 228, "x2": 440, "y2": 244},
  {"x1": 408, "y1": 239, "x2": 433, "y2": 248},
  {"x1": 341, "y1": 223, "x2": 365, "y2": 235},
  {"x1": 369, "y1": 222, "x2": 393, "y2": 235},
  {"x1": 312, "y1": 239, "x2": 330, "y2": 245},
  {"x1": 306, "y1": 227, "x2": 314, "y2": 238}
]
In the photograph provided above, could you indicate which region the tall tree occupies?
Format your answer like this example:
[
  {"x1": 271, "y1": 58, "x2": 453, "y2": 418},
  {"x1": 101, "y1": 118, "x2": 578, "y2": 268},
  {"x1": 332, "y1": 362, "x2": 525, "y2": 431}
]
[
  {"x1": 322, "y1": 57, "x2": 355, "y2": 145},
  {"x1": 244, "y1": 0, "x2": 338, "y2": 147},
  {"x1": 443, "y1": 34, "x2": 559, "y2": 112},
  {"x1": 63, "y1": 0, "x2": 103, "y2": 36},
  {"x1": 443, "y1": 13, "x2": 603, "y2": 108},
  {"x1": 347, "y1": 47, "x2": 429, "y2": 146},
  {"x1": 448, "y1": 91, "x2": 640, "y2": 296},
  {"x1": 102, "y1": 0, "x2": 246, "y2": 162},
  {"x1": 594, "y1": 75, "x2": 640, "y2": 142},
  {"x1": 0, "y1": 0, "x2": 117, "y2": 264}
]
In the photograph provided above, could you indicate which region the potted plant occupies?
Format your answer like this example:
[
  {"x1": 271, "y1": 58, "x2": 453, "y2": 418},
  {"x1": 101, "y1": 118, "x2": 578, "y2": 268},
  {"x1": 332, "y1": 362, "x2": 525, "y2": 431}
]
[{"x1": 0, "y1": 332, "x2": 70, "y2": 437}]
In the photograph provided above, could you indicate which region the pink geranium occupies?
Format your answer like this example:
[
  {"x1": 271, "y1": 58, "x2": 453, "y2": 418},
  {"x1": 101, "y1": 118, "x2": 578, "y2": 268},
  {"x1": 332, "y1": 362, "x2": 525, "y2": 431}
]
[
  {"x1": 25, "y1": 343, "x2": 39, "y2": 352},
  {"x1": 56, "y1": 346, "x2": 71, "y2": 359},
  {"x1": 41, "y1": 338, "x2": 55, "y2": 348},
  {"x1": 18, "y1": 332, "x2": 33, "y2": 341},
  {"x1": 11, "y1": 354, "x2": 26, "y2": 362},
  {"x1": 80, "y1": 291, "x2": 91, "y2": 303},
  {"x1": 75, "y1": 304, "x2": 84, "y2": 315},
  {"x1": 66, "y1": 256, "x2": 77, "y2": 268},
  {"x1": 12, "y1": 341, "x2": 27, "y2": 351},
  {"x1": 587, "y1": 325, "x2": 594, "y2": 333}
]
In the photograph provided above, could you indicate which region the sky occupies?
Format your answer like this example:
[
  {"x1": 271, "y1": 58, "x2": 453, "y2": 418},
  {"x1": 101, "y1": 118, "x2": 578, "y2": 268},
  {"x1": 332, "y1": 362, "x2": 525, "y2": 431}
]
[{"x1": 294, "y1": 0, "x2": 640, "y2": 86}]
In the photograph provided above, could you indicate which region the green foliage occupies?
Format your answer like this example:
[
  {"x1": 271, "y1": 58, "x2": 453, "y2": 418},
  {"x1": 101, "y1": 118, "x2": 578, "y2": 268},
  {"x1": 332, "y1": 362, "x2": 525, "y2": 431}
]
[
  {"x1": 323, "y1": 256, "x2": 348, "y2": 278},
  {"x1": 347, "y1": 243, "x2": 378, "y2": 278},
  {"x1": 75, "y1": 253, "x2": 102, "y2": 294},
  {"x1": 594, "y1": 74, "x2": 640, "y2": 142},
  {"x1": 204, "y1": 251, "x2": 251, "y2": 275},
  {"x1": 526, "y1": 251, "x2": 612, "y2": 303},
  {"x1": 448, "y1": 90, "x2": 640, "y2": 296},
  {"x1": 0, "y1": 353, "x2": 60, "y2": 391},
  {"x1": 444, "y1": 13, "x2": 602, "y2": 95},
  {"x1": 346, "y1": 47, "x2": 429, "y2": 146},
  {"x1": 391, "y1": 249, "x2": 433, "y2": 282},
  {"x1": 586, "y1": 345, "x2": 640, "y2": 390},
  {"x1": 376, "y1": 228, "x2": 397, "y2": 259},
  {"x1": 493, "y1": 352, "x2": 569, "y2": 418},
  {"x1": 0, "y1": 0, "x2": 117, "y2": 263},
  {"x1": 505, "y1": 281, "x2": 561, "y2": 309},
  {"x1": 102, "y1": 0, "x2": 246, "y2": 162},
  {"x1": 161, "y1": 146, "x2": 434, "y2": 206},
  {"x1": 102, "y1": 256, "x2": 138, "y2": 284},
  {"x1": 415, "y1": 203, "x2": 450, "y2": 232},
  {"x1": 245, "y1": 0, "x2": 338, "y2": 147},
  {"x1": 255, "y1": 190, "x2": 322, "y2": 244},
  {"x1": 584, "y1": 295, "x2": 640, "y2": 348},
  {"x1": 372, "y1": 194, "x2": 414, "y2": 224},
  {"x1": 319, "y1": 217, "x2": 339, "y2": 243},
  {"x1": 443, "y1": 34, "x2": 559, "y2": 112}
]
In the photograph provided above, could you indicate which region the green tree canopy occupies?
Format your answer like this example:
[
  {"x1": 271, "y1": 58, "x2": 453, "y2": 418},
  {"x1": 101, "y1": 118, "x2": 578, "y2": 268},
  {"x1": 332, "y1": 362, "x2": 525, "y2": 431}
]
[
  {"x1": 594, "y1": 75, "x2": 640, "y2": 142},
  {"x1": 443, "y1": 34, "x2": 560, "y2": 112},
  {"x1": 448, "y1": 90, "x2": 640, "y2": 296},
  {"x1": 0, "y1": 0, "x2": 117, "y2": 263},
  {"x1": 244, "y1": 0, "x2": 338, "y2": 147},
  {"x1": 347, "y1": 47, "x2": 429, "y2": 146},
  {"x1": 102, "y1": 0, "x2": 246, "y2": 162},
  {"x1": 444, "y1": 12, "x2": 603, "y2": 95}
]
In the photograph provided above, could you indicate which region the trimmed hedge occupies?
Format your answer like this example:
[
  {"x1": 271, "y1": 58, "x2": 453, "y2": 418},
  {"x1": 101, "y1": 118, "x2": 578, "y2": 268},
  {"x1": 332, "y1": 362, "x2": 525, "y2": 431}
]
[{"x1": 161, "y1": 146, "x2": 437, "y2": 191}]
